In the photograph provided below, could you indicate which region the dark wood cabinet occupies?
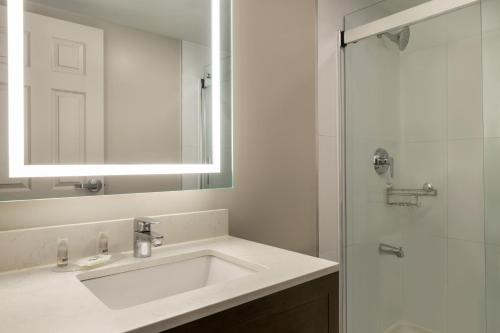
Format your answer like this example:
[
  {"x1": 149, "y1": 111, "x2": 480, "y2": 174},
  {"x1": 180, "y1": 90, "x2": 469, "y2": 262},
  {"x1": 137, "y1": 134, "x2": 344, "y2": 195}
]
[{"x1": 163, "y1": 272, "x2": 339, "y2": 333}]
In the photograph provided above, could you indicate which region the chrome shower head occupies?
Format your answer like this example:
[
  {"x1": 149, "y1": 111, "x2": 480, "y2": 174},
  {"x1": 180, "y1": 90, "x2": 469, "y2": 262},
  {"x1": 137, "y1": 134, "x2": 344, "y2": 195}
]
[{"x1": 378, "y1": 26, "x2": 410, "y2": 51}]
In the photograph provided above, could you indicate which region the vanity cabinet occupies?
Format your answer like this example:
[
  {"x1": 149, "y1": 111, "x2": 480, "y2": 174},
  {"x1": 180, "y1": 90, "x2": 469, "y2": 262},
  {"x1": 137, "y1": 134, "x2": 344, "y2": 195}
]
[{"x1": 163, "y1": 272, "x2": 339, "y2": 333}]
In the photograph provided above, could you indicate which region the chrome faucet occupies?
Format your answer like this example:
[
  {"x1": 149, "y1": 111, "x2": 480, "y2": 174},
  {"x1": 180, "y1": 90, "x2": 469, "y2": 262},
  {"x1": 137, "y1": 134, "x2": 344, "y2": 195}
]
[{"x1": 133, "y1": 217, "x2": 164, "y2": 258}]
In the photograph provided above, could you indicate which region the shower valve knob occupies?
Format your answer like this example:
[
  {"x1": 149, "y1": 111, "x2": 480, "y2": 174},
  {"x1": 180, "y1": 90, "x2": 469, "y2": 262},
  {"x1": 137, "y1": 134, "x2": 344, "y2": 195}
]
[{"x1": 373, "y1": 148, "x2": 394, "y2": 177}]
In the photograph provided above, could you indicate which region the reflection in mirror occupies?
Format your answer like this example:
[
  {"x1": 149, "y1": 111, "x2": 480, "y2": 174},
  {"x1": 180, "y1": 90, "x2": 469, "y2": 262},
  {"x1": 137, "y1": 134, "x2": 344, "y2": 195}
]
[{"x1": 0, "y1": 0, "x2": 232, "y2": 200}]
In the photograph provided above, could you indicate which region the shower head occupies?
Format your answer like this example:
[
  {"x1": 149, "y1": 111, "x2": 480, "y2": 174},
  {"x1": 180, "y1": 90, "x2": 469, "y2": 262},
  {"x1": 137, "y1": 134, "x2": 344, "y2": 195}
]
[{"x1": 377, "y1": 26, "x2": 410, "y2": 51}]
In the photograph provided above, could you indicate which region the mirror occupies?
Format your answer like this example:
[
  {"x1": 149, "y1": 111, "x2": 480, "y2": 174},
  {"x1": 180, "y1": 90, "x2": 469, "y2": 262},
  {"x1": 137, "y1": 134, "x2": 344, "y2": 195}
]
[{"x1": 0, "y1": 0, "x2": 232, "y2": 200}]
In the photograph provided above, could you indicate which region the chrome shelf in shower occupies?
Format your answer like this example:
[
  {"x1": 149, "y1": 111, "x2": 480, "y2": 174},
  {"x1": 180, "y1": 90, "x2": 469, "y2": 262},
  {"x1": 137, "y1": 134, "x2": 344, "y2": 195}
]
[{"x1": 386, "y1": 182, "x2": 437, "y2": 207}]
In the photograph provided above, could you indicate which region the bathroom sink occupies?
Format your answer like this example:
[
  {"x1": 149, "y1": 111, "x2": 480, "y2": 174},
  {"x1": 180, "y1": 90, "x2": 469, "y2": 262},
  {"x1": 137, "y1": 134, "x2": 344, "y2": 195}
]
[{"x1": 77, "y1": 250, "x2": 262, "y2": 310}]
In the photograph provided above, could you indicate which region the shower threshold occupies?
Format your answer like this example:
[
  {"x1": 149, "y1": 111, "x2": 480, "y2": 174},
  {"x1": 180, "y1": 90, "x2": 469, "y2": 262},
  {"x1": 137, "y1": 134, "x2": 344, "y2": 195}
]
[{"x1": 385, "y1": 321, "x2": 438, "y2": 333}]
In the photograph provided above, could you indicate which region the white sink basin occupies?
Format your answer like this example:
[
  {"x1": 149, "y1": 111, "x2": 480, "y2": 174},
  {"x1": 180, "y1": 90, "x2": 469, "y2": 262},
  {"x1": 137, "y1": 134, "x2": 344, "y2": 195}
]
[{"x1": 77, "y1": 250, "x2": 262, "y2": 310}]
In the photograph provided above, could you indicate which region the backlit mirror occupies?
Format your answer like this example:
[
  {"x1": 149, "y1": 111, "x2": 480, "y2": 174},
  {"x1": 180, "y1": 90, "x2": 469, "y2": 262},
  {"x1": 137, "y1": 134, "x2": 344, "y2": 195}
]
[{"x1": 0, "y1": 0, "x2": 232, "y2": 200}]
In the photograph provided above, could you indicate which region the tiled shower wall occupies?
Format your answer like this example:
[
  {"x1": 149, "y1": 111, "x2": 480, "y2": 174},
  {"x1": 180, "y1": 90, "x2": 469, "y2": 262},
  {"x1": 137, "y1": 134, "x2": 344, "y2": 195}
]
[{"x1": 398, "y1": 5, "x2": 485, "y2": 333}]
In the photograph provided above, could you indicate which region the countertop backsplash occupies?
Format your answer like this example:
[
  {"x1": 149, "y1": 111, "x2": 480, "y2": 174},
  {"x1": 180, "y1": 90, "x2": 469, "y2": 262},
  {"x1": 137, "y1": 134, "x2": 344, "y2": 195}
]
[{"x1": 0, "y1": 209, "x2": 228, "y2": 272}]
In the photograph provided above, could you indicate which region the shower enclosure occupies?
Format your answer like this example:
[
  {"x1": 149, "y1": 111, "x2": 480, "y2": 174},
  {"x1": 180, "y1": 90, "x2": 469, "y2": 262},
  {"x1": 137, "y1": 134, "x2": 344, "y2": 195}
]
[{"x1": 340, "y1": 0, "x2": 500, "y2": 332}]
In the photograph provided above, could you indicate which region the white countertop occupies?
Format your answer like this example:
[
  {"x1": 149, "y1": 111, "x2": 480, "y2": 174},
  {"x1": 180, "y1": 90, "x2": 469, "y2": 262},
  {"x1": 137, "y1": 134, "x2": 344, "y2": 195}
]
[{"x1": 0, "y1": 236, "x2": 338, "y2": 333}]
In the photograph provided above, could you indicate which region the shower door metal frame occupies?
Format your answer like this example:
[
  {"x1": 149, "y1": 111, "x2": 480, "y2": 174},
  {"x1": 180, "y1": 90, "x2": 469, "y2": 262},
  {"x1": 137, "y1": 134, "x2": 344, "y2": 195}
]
[
  {"x1": 338, "y1": 0, "x2": 482, "y2": 332},
  {"x1": 337, "y1": 25, "x2": 348, "y2": 333},
  {"x1": 342, "y1": 0, "x2": 478, "y2": 46}
]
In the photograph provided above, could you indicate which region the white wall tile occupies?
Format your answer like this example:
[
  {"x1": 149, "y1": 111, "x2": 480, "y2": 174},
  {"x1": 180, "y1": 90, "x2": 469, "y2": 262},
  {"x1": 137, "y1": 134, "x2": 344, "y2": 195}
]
[
  {"x1": 482, "y1": 0, "x2": 500, "y2": 33},
  {"x1": 447, "y1": 239, "x2": 486, "y2": 333},
  {"x1": 347, "y1": 244, "x2": 378, "y2": 333},
  {"x1": 400, "y1": 45, "x2": 447, "y2": 142},
  {"x1": 448, "y1": 139, "x2": 484, "y2": 242},
  {"x1": 485, "y1": 138, "x2": 500, "y2": 245},
  {"x1": 346, "y1": 39, "x2": 401, "y2": 143},
  {"x1": 378, "y1": 247, "x2": 403, "y2": 333},
  {"x1": 486, "y1": 243, "x2": 500, "y2": 333},
  {"x1": 447, "y1": 37, "x2": 483, "y2": 140},
  {"x1": 400, "y1": 141, "x2": 448, "y2": 238},
  {"x1": 402, "y1": 234, "x2": 447, "y2": 332},
  {"x1": 483, "y1": 29, "x2": 500, "y2": 138},
  {"x1": 353, "y1": 201, "x2": 401, "y2": 246}
]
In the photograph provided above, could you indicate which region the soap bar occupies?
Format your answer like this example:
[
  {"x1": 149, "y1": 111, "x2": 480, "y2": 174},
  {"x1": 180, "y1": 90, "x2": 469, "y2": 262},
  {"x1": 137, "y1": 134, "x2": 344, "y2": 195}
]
[{"x1": 76, "y1": 254, "x2": 112, "y2": 268}]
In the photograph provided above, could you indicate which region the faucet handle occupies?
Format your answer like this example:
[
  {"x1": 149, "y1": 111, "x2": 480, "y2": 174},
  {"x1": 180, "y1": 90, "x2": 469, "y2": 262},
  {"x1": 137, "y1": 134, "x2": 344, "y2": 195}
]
[
  {"x1": 151, "y1": 232, "x2": 164, "y2": 247},
  {"x1": 134, "y1": 217, "x2": 160, "y2": 232}
]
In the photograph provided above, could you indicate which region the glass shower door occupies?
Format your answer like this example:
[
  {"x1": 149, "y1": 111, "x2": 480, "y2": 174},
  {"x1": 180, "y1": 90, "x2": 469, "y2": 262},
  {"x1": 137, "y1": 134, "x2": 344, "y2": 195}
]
[
  {"x1": 483, "y1": 0, "x2": 500, "y2": 332},
  {"x1": 344, "y1": 18, "x2": 403, "y2": 333},
  {"x1": 344, "y1": 2, "x2": 485, "y2": 333}
]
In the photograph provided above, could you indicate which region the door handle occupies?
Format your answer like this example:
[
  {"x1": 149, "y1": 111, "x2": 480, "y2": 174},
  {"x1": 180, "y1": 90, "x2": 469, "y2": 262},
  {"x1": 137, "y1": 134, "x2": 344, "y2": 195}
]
[{"x1": 75, "y1": 179, "x2": 103, "y2": 193}]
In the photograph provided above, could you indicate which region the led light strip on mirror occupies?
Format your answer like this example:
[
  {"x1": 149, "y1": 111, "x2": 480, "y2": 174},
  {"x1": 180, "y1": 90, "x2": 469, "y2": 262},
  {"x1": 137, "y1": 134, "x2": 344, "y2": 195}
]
[{"x1": 7, "y1": 0, "x2": 222, "y2": 178}]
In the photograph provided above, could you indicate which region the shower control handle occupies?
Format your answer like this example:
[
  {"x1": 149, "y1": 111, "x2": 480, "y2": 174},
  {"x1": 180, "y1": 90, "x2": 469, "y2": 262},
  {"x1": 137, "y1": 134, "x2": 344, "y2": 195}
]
[{"x1": 373, "y1": 148, "x2": 394, "y2": 178}]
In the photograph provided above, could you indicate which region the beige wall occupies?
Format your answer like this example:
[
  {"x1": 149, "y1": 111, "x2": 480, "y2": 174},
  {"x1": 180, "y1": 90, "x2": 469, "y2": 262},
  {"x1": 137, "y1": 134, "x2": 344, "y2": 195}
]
[
  {"x1": 0, "y1": 0, "x2": 318, "y2": 256},
  {"x1": 103, "y1": 23, "x2": 182, "y2": 194}
]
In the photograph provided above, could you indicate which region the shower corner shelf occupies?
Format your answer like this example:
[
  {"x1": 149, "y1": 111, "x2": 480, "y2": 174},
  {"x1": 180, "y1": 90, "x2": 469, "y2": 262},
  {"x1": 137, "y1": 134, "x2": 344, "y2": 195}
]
[{"x1": 386, "y1": 182, "x2": 437, "y2": 207}]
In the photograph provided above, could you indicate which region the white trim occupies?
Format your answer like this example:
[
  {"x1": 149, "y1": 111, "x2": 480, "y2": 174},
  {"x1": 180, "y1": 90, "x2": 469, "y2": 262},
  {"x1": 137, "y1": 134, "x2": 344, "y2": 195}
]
[
  {"x1": 8, "y1": 0, "x2": 223, "y2": 178},
  {"x1": 344, "y1": 0, "x2": 479, "y2": 45},
  {"x1": 7, "y1": 0, "x2": 24, "y2": 177}
]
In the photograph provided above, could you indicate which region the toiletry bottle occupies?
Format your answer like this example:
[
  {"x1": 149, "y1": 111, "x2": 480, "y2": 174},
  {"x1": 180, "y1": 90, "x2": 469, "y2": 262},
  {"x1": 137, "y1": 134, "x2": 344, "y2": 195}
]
[
  {"x1": 57, "y1": 238, "x2": 69, "y2": 267},
  {"x1": 98, "y1": 232, "x2": 109, "y2": 255}
]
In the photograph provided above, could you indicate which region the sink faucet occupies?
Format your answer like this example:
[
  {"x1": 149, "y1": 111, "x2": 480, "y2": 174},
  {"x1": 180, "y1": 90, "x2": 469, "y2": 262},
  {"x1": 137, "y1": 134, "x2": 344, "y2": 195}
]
[{"x1": 133, "y1": 217, "x2": 164, "y2": 258}]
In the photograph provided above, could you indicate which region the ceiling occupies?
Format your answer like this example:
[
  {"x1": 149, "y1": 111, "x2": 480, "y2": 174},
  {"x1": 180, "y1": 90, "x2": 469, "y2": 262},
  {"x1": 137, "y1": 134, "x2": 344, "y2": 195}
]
[{"x1": 29, "y1": 0, "x2": 211, "y2": 45}]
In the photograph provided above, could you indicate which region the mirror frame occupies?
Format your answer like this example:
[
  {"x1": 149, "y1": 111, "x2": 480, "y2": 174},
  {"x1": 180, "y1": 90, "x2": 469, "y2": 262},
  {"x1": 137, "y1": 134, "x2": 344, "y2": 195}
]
[{"x1": 7, "y1": 0, "x2": 222, "y2": 178}]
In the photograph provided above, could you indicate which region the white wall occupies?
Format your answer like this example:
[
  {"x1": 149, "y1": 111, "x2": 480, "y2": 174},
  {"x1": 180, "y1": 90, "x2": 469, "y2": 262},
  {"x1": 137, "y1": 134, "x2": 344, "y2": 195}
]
[{"x1": 103, "y1": 22, "x2": 183, "y2": 194}]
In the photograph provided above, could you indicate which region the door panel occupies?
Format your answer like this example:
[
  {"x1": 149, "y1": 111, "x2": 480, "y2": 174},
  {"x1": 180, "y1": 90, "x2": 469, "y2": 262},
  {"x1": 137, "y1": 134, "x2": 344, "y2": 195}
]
[{"x1": 0, "y1": 6, "x2": 104, "y2": 199}]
